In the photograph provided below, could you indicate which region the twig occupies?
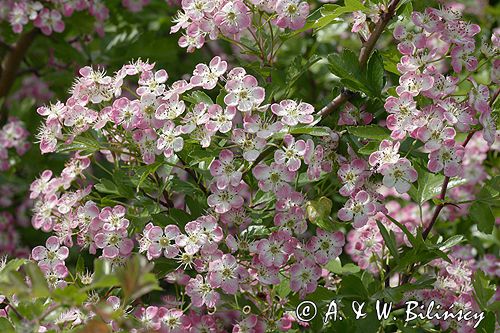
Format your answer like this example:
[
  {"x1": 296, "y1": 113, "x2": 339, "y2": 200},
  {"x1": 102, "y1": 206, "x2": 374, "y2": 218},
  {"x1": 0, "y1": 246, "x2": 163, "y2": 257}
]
[
  {"x1": 319, "y1": 0, "x2": 401, "y2": 117},
  {"x1": 0, "y1": 29, "x2": 38, "y2": 124}
]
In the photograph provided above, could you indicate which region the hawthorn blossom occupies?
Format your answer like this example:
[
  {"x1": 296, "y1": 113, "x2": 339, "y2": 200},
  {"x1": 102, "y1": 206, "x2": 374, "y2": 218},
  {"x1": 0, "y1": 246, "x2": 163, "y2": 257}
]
[
  {"x1": 369, "y1": 140, "x2": 401, "y2": 171},
  {"x1": 254, "y1": 230, "x2": 297, "y2": 268},
  {"x1": 133, "y1": 129, "x2": 160, "y2": 164},
  {"x1": 94, "y1": 229, "x2": 134, "y2": 259},
  {"x1": 231, "y1": 129, "x2": 267, "y2": 162},
  {"x1": 213, "y1": 1, "x2": 251, "y2": 35},
  {"x1": 224, "y1": 75, "x2": 265, "y2": 112},
  {"x1": 34, "y1": 9, "x2": 65, "y2": 35},
  {"x1": 289, "y1": 257, "x2": 321, "y2": 298},
  {"x1": 139, "y1": 223, "x2": 181, "y2": 260},
  {"x1": 39, "y1": 262, "x2": 69, "y2": 289},
  {"x1": 274, "y1": 134, "x2": 307, "y2": 172},
  {"x1": 243, "y1": 114, "x2": 283, "y2": 139},
  {"x1": 207, "y1": 183, "x2": 246, "y2": 214},
  {"x1": 31, "y1": 236, "x2": 69, "y2": 266},
  {"x1": 137, "y1": 69, "x2": 168, "y2": 97},
  {"x1": 252, "y1": 162, "x2": 296, "y2": 192},
  {"x1": 210, "y1": 149, "x2": 242, "y2": 190},
  {"x1": 338, "y1": 102, "x2": 373, "y2": 125},
  {"x1": 416, "y1": 117, "x2": 456, "y2": 151},
  {"x1": 385, "y1": 92, "x2": 422, "y2": 140},
  {"x1": 157, "y1": 121, "x2": 184, "y2": 158},
  {"x1": 186, "y1": 275, "x2": 220, "y2": 308},
  {"x1": 271, "y1": 100, "x2": 314, "y2": 126},
  {"x1": 99, "y1": 205, "x2": 129, "y2": 231},
  {"x1": 428, "y1": 140, "x2": 465, "y2": 177},
  {"x1": 190, "y1": 56, "x2": 227, "y2": 90},
  {"x1": 307, "y1": 230, "x2": 345, "y2": 265},
  {"x1": 338, "y1": 190, "x2": 377, "y2": 228},
  {"x1": 205, "y1": 104, "x2": 236, "y2": 133},
  {"x1": 155, "y1": 94, "x2": 186, "y2": 120},
  {"x1": 380, "y1": 158, "x2": 418, "y2": 194},
  {"x1": 337, "y1": 158, "x2": 369, "y2": 197},
  {"x1": 274, "y1": 0, "x2": 309, "y2": 30},
  {"x1": 208, "y1": 254, "x2": 240, "y2": 294}
]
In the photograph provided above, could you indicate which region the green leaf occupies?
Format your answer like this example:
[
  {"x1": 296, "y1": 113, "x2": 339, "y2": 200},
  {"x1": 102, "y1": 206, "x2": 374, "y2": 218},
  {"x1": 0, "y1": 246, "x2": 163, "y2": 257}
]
[
  {"x1": 408, "y1": 166, "x2": 467, "y2": 205},
  {"x1": 94, "y1": 179, "x2": 120, "y2": 195},
  {"x1": 306, "y1": 197, "x2": 335, "y2": 231},
  {"x1": 183, "y1": 91, "x2": 213, "y2": 105},
  {"x1": 0, "y1": 318, "x2": 15, "y2": 333},
  {"x1": 366, "y1": 51, "x2": 385, "y2": 97},
  {"x1": 347, "y1": 125, "x2": 390, "y2": 140},
  {"x1": 470, "y1": 202, "x2": 495, "y2": 234},
  {"x1": 339, "y1": 275, "x2": 369, "y2": 299},
  {"x1": 325, "y1": 258, "x2": 360, "y2": 275},
  {"x1": 472, "y1": 271, "x2": 495, "y2": 310},
  {"x1": 376, "y1": 220, "x2": 399, "y2": 261},
  {"x1": 25, "y1": 262, "x2": 50, "y2": 298}
]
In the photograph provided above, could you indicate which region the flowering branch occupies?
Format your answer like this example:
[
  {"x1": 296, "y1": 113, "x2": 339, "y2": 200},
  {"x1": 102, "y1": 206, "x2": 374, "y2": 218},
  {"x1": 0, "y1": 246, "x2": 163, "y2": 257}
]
[
  {"x1": 0, "y1": 29, "x2": 38, "y2": 124},
  {"x1": 319, "y1": 0, "x2": 401, "y2": 117}
]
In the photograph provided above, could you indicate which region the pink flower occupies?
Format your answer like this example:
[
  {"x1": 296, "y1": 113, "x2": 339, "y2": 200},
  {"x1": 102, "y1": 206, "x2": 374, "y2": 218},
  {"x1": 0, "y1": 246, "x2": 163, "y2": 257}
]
[
  {"x1": 428, "y1": 140, "x2": 465, "y2": 177},
  {"x1": 274, "y1": 206, "x2": 307, "y2": 235},
  {"x1": 243, "y1": 114, "x2": 283, "y2": 139},
  {"x1": 140, "y1": 223, "x2": 181, "y2": 260},
  {"x1": 271, "y1": 100, "x2": 314, "y2": 126},
  {"x1": 186, "y1": 275, "x2": 220, "y2": 308},
  {"x1": 254, "y1": 230, "x2": 297, "y2": 268},
  {"x1": 208, "y1": 254, "x2": 240, "y2": 294},
  {"x1": 30, "y1": 170, "x2": 53, "y2": 199},
  {"x1": 175, "y1": 221, "x2": 208, "y2": 255},
  {"x1": 437, "y1": 98, "x2": 475, "y2": 132},
  {"x1": 205, "y1": 104, "x2": 236, "y2": 133},
  {"x1": 416, "y1": 117, "x2": 456, "y2": 152},
  {"x1": 369, "y1": 140, "x2": 401, "y2": 171},
  {"x1": 180, "y1": 102, "x2": 210, "y2": 134},
  {"x1": 290, "y1": 257, "x2": 321, "y2": 298},
  {"x1": 385, "y1": 92, "x2": 422, "y2": 140},
  {"x1": 303, "y1": 140, "x2": 331, "y2": 180},
  {"x1": 380, "y1": 158, "x2": 418, "y2": 194},
  {"x1": 157, "y1": 121, "x2": 184, "y2": 158},
  {"x1": 135, "y1": 306, "x2": 161, "y2": 331},
  {"x1": 190, "y1": 56, "x2": 227, "y2": 90},
  {"x1": 393, "y1": 23, "x2": 427, "y2": 55},
  {"x1": 34, "y1": 9, "x2": 65, "y2": 35},
  {"x1": 137, "y1": 69, "x2": 168, "y2": 96},
  {"x1": 39, "y1": 262, "x2": 68, "y2": 289},
  {"x1": 274, "y1": 134, "x2": 307, "y2": 172},
  {"x1": 252, "y1": 162, "x2": 295, "y2": 192},
  {"x1": 155, "y1": 93, "x2": 186, "y2": 120},
  {"x1": 32, "y1": 236, "x2": 69, "y2": 266},
  {"x1": 214, "y1": 1, "x2": 251, "y2": 35},
  {"x1": 99, "y1": 205, "x2": 129, "y2": 231},
  {"x1": 450, "y1": 45, "x2": 478, "y2": 73},
  {"x1": 133, "y1": 129, "x2": 160, "y2": 164},
  {"x1": 110, "y1": 97, "x2": 142, "y2": 130},
  {"x1": 210, "y1": 149, "x2": 242, "y2": 190},
  {"x1": 337, "y1": 158, "x2": 369, "y2": 197},
  {"x1": 307, "y1": 229, "x2": 345, "y2": 265},
  {"x1": 338, "y1": 102, "x2": 373, "y2": 126},
  {"x1": 396, "y1": 71, "x2": 434, "y2": 96},
  {"x1": 224, "y1": 75, "x2": 265, "y2": 112},
  {"x1": 233, "y1": 315, "x2": 266, "y2": 333},
  {"x1": 207, "y1": 182, "x2": 246, "y2": 214},
  {"x1": 275, "y1": 0, "x2": 309, "y2": 30},
  {"x1": 231, "y1": 129, "x2": 267, "y2": 162},
  {"x1": 94, "y1": 229, "x2": 134, "y2": 259},
  {"x1": 338, "y1": 190, "x2": 377, "y2": 228},
  {"x1": 37, "y1": 120, "x2": 62, "y2": 154}
]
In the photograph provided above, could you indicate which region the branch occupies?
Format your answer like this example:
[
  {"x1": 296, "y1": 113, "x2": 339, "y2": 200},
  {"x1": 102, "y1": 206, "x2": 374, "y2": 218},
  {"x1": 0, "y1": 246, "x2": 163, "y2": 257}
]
[
  {"x1": 319, "y1": 0, "x2": 401, "y2": 117},
  {"x1": 0, "y1": 29, "x2": 38, "y2": 124}
]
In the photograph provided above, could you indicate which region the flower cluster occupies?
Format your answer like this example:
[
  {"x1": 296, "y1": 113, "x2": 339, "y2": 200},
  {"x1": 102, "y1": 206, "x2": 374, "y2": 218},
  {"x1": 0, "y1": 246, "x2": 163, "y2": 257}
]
[
  {"x1": 0, "y1": 0, "x2": 153, "y2": 36},
  {"x1": 0, "y1": 117, "x2": 30, "y2": 171},
  {"x1": 385, "y1": 7, "x2": 498, "y2": 177},
  {"x1": 171, "y1": 0, "x2": 310, "y2": 52}
]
